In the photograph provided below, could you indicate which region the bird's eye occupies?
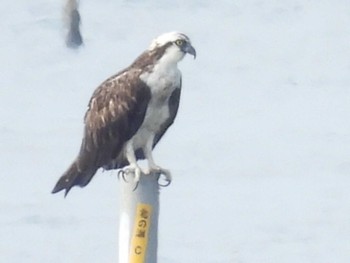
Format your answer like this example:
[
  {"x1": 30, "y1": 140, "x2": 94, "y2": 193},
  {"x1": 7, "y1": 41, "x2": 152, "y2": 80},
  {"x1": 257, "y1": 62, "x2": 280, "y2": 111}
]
[{"x1": 175, "y1": 39, "x2": 184, "y2": 46}]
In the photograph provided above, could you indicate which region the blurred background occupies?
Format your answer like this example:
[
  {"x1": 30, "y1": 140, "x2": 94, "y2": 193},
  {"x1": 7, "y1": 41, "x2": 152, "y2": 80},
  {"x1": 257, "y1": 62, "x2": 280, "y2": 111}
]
[{"x1": 1, "y1": 0, "x2": 350, "y2": 262}]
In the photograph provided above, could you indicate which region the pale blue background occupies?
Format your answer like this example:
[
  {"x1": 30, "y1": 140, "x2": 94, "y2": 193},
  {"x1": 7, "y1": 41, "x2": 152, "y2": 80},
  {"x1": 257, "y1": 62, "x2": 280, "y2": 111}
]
[{"x1": 1, "y1": 0, "x2": 350, "y2": 262}]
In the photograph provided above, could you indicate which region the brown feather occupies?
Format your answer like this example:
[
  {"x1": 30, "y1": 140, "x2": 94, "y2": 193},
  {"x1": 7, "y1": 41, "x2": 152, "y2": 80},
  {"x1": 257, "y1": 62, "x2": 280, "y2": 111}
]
[{"x1": 52, "y1": 40, "x2": 181, "y2": 195}]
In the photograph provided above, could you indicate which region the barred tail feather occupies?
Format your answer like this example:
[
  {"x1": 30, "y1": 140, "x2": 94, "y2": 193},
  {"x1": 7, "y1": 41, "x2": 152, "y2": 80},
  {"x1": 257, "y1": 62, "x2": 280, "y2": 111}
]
[{"x1": 51, "y1": 161, "x2": 97, "y2": 197}]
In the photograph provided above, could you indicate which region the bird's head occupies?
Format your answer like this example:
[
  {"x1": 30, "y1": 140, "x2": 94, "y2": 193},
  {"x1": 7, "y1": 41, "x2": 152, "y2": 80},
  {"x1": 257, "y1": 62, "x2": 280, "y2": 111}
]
[{"x1": 149, "y1": 32, "x2": 196, "y2": 64}]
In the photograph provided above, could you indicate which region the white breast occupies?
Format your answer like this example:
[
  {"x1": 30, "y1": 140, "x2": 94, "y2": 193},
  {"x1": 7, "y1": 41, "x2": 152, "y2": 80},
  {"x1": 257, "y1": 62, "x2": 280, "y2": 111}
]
[{"x1": 131, "y1": 63, "x2": 181, "y2": 150}]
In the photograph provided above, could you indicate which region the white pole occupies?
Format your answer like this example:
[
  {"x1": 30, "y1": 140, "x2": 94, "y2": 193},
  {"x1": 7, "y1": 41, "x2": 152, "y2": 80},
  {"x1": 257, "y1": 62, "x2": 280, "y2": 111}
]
[{"x1": 119, "y1": 172, "x2": 159, "y2": 263}]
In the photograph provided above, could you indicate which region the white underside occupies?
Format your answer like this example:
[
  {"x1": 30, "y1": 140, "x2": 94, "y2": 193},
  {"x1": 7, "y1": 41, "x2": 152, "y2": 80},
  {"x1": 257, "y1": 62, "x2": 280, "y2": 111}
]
[{"x1": 124, "y1": 61, "x2": 181, "y2": 174}]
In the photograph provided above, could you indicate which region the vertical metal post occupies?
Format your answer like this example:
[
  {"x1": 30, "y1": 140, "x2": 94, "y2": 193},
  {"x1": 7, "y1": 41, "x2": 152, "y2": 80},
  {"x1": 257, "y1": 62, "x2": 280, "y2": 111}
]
[
  {"x1": 119, "y1": 172, "x2": 159, "y2": 263},
  {"x1": 64, "y1": 0, "x2": 83, "y2": 48}
]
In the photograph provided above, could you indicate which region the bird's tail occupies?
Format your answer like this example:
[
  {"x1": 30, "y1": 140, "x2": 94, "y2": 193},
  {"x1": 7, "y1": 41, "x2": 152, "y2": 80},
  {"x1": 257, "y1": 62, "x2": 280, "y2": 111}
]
[{"x1": 51, "y1": 161, "x2": 97, "y2": 197}]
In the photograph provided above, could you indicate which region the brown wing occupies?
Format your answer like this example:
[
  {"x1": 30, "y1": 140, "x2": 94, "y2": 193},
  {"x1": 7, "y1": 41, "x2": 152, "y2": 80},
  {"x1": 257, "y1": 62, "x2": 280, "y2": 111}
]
[
  {"x1": 105, "y1": 78, "x2": 182, "y2": 169},
  {"x1": 80, "y1": 69, "x2": 151, "y2": 170},
  {"x1": 52, "y1": 69, "x2": 151, "y2": 195}
]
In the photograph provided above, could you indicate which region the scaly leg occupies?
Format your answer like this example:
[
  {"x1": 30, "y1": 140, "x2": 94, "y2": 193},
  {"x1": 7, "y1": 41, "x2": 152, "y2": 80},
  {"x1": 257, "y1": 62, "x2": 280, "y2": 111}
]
[
  {"x1": 119, "y1": 140, "x2": 143, "y2": 186},
  {"x1": 143, "y1": 136, "x2": 172, "y2": 186}
]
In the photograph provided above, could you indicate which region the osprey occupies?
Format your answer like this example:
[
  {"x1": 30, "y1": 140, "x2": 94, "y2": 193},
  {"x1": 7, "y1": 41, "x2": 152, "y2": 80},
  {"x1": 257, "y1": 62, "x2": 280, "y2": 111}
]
[{"x1": 52, "y1": 32, "x2": 196, "y2": 196}]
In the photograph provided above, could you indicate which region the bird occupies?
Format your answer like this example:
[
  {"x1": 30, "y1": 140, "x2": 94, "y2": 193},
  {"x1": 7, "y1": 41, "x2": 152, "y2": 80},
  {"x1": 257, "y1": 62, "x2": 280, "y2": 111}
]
[{"x1": 52, "y1": 31, "x2": 196, "y2": 196}]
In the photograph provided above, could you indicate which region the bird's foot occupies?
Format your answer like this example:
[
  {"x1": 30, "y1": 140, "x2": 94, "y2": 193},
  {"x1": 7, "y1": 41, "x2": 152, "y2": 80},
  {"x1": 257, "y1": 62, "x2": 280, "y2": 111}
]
[
  {"x1": 118, "y1": 165, "x2": 172, "y2": 189},
  {"x1": 118, "y1": 165, "x2": 142, "y2": 190},
  {"x1": 148, "y1": 166, "x2": 172, "y2": 187}
]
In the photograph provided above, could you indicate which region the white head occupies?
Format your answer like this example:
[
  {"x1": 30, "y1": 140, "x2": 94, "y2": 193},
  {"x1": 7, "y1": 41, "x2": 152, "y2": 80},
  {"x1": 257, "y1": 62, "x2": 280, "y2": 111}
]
[{"x1": 149, "y1": 31, "x2": 196, "y2": 64}]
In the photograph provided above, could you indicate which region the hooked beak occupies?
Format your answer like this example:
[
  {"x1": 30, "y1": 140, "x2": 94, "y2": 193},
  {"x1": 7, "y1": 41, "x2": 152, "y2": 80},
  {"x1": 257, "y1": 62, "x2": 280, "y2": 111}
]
[{"x1": 183, "y1": 43, "x2": 196, "y2": 59}]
